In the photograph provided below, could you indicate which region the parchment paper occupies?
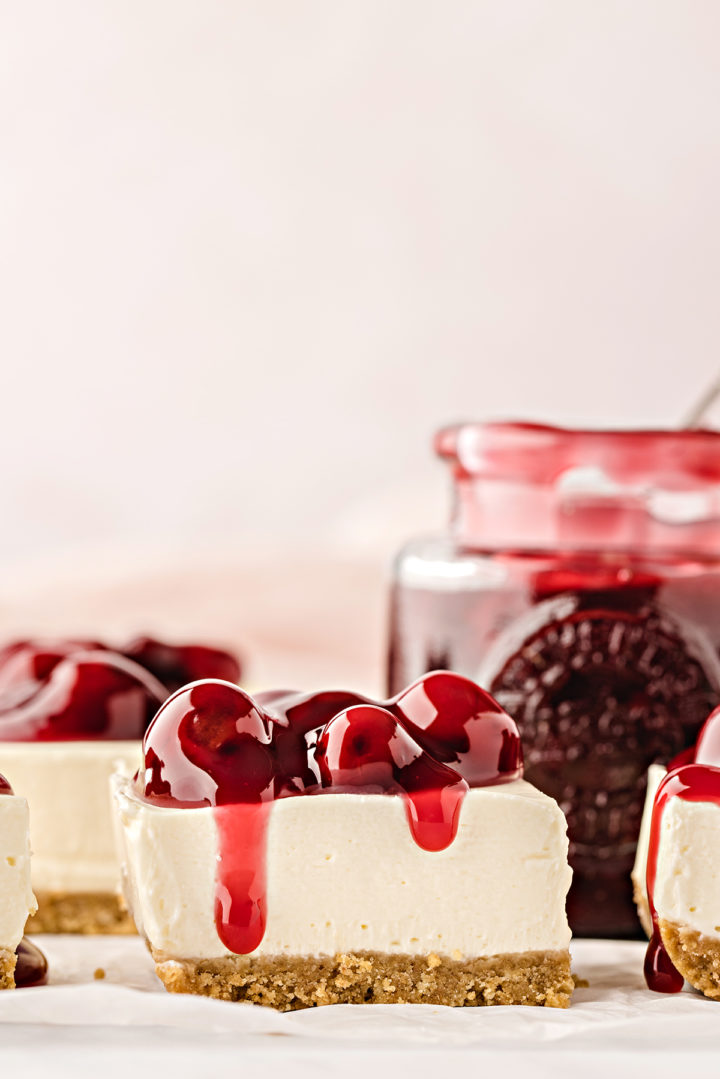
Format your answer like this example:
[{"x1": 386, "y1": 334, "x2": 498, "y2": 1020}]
[{"x1": 2, "y1": 937, "x2": 717, "y2": 1077}]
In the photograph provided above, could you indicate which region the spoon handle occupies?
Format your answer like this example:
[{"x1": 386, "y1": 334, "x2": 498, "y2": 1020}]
[{"x1": 683, "y1": 374, "x2": 720, "y2": 429}]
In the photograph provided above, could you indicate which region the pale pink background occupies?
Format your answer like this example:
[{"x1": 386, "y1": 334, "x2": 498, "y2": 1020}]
[{"x1": 2, "y1": 2, "x2": 720, "y2": 692}]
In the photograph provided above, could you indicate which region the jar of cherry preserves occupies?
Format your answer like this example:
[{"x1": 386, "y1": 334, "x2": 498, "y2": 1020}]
[{"x1": 387, "y1": 423, "x2": 720, "y2": 937}]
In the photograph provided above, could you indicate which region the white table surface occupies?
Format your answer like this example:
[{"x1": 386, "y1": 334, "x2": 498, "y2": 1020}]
[{"x1": 2, "y1": 936, "x2": 717, "y2": 1078}]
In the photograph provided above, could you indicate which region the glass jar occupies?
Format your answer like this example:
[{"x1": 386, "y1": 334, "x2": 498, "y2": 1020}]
[{"x1": 388, "y1": 423, "x2": 720, "y2": 938}]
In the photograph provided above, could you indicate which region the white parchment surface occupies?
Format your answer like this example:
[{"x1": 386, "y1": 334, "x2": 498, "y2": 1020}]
[{"x1": 1, "y1": 937, "x2": 717, "y2": 1078}]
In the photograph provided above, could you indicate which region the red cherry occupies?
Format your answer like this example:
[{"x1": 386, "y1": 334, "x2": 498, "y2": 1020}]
[
  {"x1": 138, "y1": 676, "x2": 517, "y2": 813},
  {"x1": 392, "y1": 671, "x2": 523, "y2": 785},
  {"x1": 694, "y1": 704, "x2": 720, "y2": 766},
  {"x1": 668, "y1": 745, "x2": 696, "y2": 770},
  {"x1": 265, "y1": 689, "x2": 369, "y2": 794},
  {"x1": 0, "y1": 651, "x2": 167, "y2": 741},
  {"x1": 123, "y1": 637, "x2": 241, "y2": 693},
  {"x1": 316, "y1": 705, "x2": 408, "y2": 790},
  {"x1": 142, "y1": 680, "x2": 274, "y2": 806},
  {"x1": 14, "y1": 938, "x2": 48, "y2": 988},
  {"x1": 0, "y1": 639, "x2": 103, "y2": 695},
  {"x1": 0, "y1": 772, "x2": 12, "y2": 795},
  {"x1": 315, "y1": 704, "x2": 468, "y2": 851}
]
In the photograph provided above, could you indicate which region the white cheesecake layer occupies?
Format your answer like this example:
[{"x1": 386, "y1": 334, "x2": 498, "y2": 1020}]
[
  {"x1": 633, "y1": 763, "x2": 720, "y2": 941},
  {"x1": 114, "y1": 776, "x2": 572, "y2": 961},
  {"x1": 1, "y1": 742, "x2": 141, "y2": 894},
  {"x1": 0, "y1": 794, "x2": 36, "y2": 951}
]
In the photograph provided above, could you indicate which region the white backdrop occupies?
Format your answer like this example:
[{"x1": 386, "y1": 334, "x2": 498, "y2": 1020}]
[{"x1": 2, "y1": 1, "x2": 720, "y2": 688}]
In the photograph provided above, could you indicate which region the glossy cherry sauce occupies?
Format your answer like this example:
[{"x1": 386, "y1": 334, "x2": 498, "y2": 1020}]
[
  {"x1": 0, "y1": 636, "x2": 240, "y2": 741},
  {"x1": 14, "y1": 938, "x2": 48, "y2": 988},
  {"x1": 122, "y1": 637, "x2": 241, "y2": 694},
  {"x1": 140, "y1": 672, "x2": 523, "y2": 954}
]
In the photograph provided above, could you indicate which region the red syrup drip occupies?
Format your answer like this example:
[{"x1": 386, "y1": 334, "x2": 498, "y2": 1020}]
[
  {"x1": 401, "y1": 784, "x2": 466, "y2": 852},
  {"x1": 140, "y1": 673, "x2": 520, "y2": 953},
  {"x1": 315, "y1": 704, "x2": 468, "y2": 852},
  {"x1": 644, "y1": 762, "x2": 720, "y2": 992},
  {"x1": 15, "y1": 938, "x2": 48, "y2": 988},
  {"x1": 214, "y1": 802, "x2": 270, "y2": 954}
]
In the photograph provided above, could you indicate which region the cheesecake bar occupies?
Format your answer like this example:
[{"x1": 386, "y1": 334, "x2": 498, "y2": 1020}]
[
  {"x1": 0, "y1": 773, "x2": 37, "y2": 988},
  {"x1": 0, "y1": 635, "x2": 240, "y2": 933},
  {"x1": 634, "y1": 703, "x2": 720, "y2": 998},
  {"x1": 115, "y1": 672, "x2": 573, "y2": 1009}
]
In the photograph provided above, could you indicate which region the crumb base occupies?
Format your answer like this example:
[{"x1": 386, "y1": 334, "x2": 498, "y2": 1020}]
[
  {"x1": 28, "y1": 891, "x2": 136, "y2": 935},
  {"x1": 633, "y1": 879, "x2": 652, "y2": 938},
  {"x1": 660, "y1": 918, "x2": 720, "y2": 999},
  {"x1": 154, "y1": 948, "x2": 573, "y2": 1011},
  {"x1": 0, "y1": 947, "x2": 16, "y2": 990}
]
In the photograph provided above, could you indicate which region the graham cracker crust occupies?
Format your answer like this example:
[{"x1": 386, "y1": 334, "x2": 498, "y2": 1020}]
[
  {"x1": 28, "y1": 891, "x2": 136, "y2": 935},
  {"x1": 154, "y1": 948, "x2": 573, "y2": 1011},
  {"x1": 0, "y1": 947, "x2": 17, "y2": 990},
  {"x1": 633, "y1": 879, "x2": 652, "y2": 938},
  {"x1": 660, "y1": 918, "x2": 720, "y2": 999}
]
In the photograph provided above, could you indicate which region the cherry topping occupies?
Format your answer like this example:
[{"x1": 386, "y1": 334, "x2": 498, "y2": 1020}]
[
  {"x1": 392, "y1": 671, "x2": 523, "y2": 786},
  {"x1": 265, "y1": 689, "x2": 369, "y2": 795},
  {"x1": 0, "y1": 772, "x2": 12, "y2": 795},
  {"x1": 0, "y1": 639, "x2": 103, "y2": 694},
  {"x1": 14, "y1": 938, "x2": 48, "y2": 988},
  {"x1": 316, "y1": 705, "x2": 413, "y2": 790},
  {"x1": 142, "y1": 680, "x2": 274, "y2": 806},
  {"x1": 140, "y1": 672, "x2": 521, "y2": 808},
  {"x1": 0, "y1": 652, "x2": 167, "y2": 741},
  {"x1": 315, "y1": 704, "x2": 468, "y2": 851},
  {"x1": 122, "y1": 637, "x2": 241, "y2": 694},
  {"x1": 667, "y1": 745, "x2": 696, "y2": 771},
  {"x1": 0, "y1": 635, "x2": 241, "y2": 742}
]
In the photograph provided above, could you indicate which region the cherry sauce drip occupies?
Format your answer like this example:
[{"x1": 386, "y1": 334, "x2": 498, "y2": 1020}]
[
  {"x1": 214, "y1": 803, "x2": 271, "y2": 954},
  {"x1": 15, "y1": 938, "x2": 48, "y2": 988},
  {"x1": 644, "y1": 763, "x2": 720, "y2": 992},
  {"x1": 315, "y1": 704, "x2": 468, "y2": 851},
  {"x1": 140, "y1": 672, "x2": 522, "y2": 954}
]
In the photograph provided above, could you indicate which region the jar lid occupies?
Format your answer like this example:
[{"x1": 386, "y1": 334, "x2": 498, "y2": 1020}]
[
  {"x1": 436, "y1": 422, "x2": 720, "y2": 487},
  {"x1": 435, "y1": 422, "x2": 720, "y2": 551}
]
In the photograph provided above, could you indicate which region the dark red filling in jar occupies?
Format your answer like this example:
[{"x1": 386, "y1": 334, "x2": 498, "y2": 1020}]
[{"x1": 388, "y1": 422, "x2": 720, "y2": 937}]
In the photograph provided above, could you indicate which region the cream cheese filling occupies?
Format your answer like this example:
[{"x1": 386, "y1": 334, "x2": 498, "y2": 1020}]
[
  {"x1": 0, "y1": 794, "x2": 36, "y2": 950},
  {"x1": 633, "y1": 763, "x2": 720, "y2": 942},
  {"x1": 1, "y1": 741, "x2": 141, "y2": 894},
  {"x1": 114, "y1": 776, "x2": 572, "y2": 961}
]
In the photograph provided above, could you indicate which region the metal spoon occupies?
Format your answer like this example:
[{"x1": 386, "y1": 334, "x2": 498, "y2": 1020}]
[{"x1": 683, "y1": 374, "x2": 720, "y2": 429}]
